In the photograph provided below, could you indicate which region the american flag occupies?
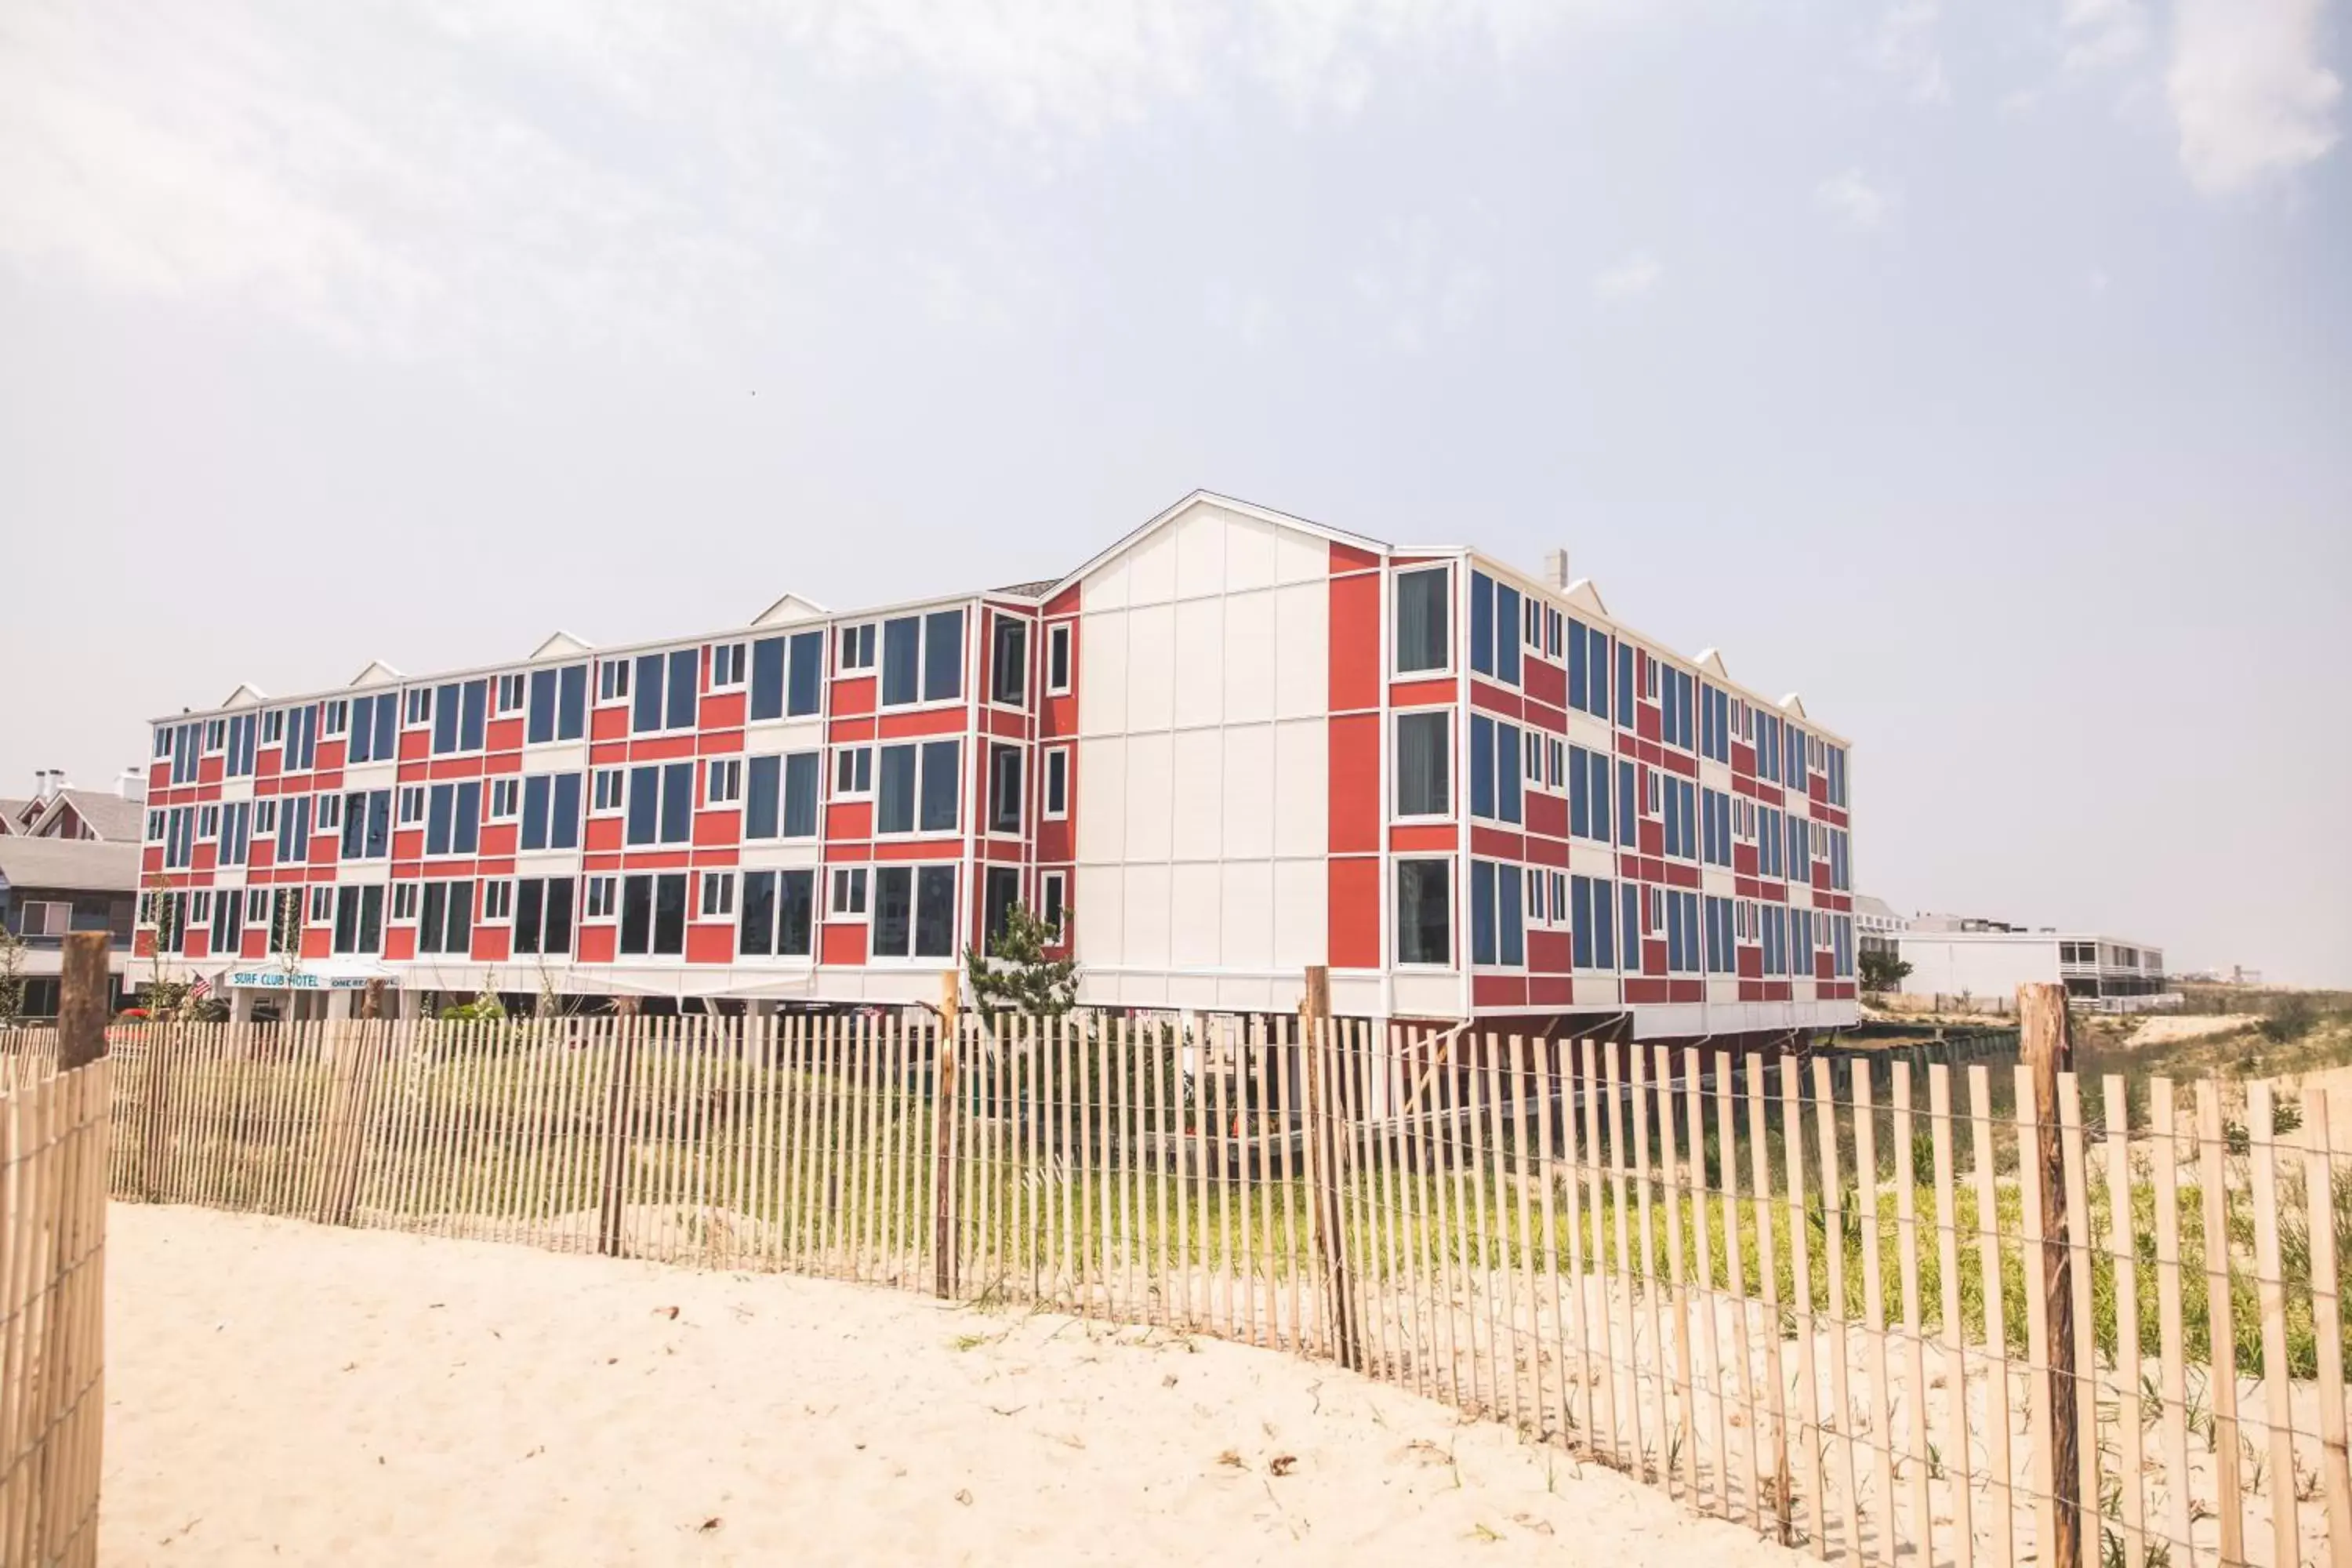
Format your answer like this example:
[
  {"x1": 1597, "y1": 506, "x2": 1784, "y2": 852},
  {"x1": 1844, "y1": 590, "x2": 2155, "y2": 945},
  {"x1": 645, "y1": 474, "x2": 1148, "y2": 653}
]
[{"x1": 190, "y1": 974, "x2": 212, "y2": 1000}]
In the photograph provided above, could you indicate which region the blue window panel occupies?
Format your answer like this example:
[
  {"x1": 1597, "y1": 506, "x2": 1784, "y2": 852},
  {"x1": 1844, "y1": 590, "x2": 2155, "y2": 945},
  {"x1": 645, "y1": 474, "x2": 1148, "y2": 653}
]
[
  {"x1": 1494, "y1": 583, "x2": 1520, "y2": 686},
  {"x1": 881, "y1": 618, "x2": 920, "y2": 705},
  {"x1": 1616, "y1": 642, "x2": 1635, "y2": 728},
  {"x1": 1469, "y1": 573, "x2": 1494, "y2": 677},
  {"x1": 633, "y1": 654, "x2": 666, "y2": 733},
  {"x1": 877, "y1": 745, "x2": 916, "y2": 833},
  {"x1": 659, "y1": 761, "x2": 692, "y2": 844},
  {"x1": 549, "y1": 774, "x2": 580, "y2": 849},
  {"x1": 450, "y1": 782, "x2": 479, "y2": 854},
  {"x1": 521, "y1": 775, "x2": 550, "y2": 850},
  {"x1": 923, "y1": 611, "x2": 964, "y2": 702},
  {"x1": 558, "y1": 666, "x2": 586, "y2": 740},
  {"x1": 1569, "y1": 747, "x2": 1590, "y2": 838},
  {"x1": 1666, "y1": 895, "x2": 1686, "y2": 972},
  {"x1": 626, "y1": 765, "x2": 661, "y2": 846},
  {"x1": 782, "y1": 753, "x2": 820, "y2": 837},
  {"x1": 1469, "y1": 715, "x2": 1496, "y2": 819},
  {"x1": 919, "y1": 739, "x2": 960, "y2": 832},
  {"x1": 665, "y1": 650, "x2": 698, "y2": 731},
  {"x1": 789, "y1": 630, "x2": 825, "y2": 717},
  {"x1": 1570, "y1": 877, "x2": 1594, "y2": 969},
  {"x1": 749, "y1": 637, "x2": 787, "y2": 722},
  {"x1": 528, "y1": 669, "x2": 559, "y2": 743},
  {"x1": 746, "y1": 754, "x2": 780, "y2": 839},
  {"x1": 1620, "y1": 883, "x2": 1641, "y2": 970},
  {"x1": 1568, "y1": 620, "x2": 1589, "y2": 713},
  {"x1": 1496, "y1": 722, "x2": 1522, "y2": 826},
  {"x1": 1471, "y1": 860, "x2": 1497, "y2": 966},
  {"x1": 1498, "y1": 866, "x2": 1523, "y2": 967},
  {"x1": 1592, "y1": 878, "x2": 1613, "y2": 969},
  {"x1": 1617, "y1": 759, "x2": 1637, "y2": 846}
]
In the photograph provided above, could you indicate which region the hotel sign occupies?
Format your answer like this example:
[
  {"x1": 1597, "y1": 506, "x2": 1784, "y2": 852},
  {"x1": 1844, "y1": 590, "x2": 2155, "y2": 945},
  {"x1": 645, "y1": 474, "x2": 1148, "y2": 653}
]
[{"x1": 228, "y1": 969, "x2": 372, "y2": 992}]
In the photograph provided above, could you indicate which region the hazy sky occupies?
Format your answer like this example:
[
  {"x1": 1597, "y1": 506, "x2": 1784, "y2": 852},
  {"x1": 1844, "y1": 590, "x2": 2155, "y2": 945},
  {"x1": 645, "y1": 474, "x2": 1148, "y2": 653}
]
[{"x1": 2, "y1": 0, "x2": 2346, "y2": 982}]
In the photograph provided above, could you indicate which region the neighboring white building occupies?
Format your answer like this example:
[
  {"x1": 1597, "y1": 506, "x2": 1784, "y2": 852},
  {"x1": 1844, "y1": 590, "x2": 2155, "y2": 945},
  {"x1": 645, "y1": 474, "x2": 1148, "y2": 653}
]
[
  {"x1": 1852, "y1": 895, "x2": 1907, "y2": 958},
  {"x1": 1896, "y1": 927, "x2": 2172, "y2": 1011}
]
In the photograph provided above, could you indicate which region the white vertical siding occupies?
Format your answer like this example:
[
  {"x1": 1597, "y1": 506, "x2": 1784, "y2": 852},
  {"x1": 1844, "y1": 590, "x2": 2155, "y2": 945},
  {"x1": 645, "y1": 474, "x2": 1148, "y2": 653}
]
[{"x1": 1076, "y1": 499, "x2": 1332, "y2": 1001}]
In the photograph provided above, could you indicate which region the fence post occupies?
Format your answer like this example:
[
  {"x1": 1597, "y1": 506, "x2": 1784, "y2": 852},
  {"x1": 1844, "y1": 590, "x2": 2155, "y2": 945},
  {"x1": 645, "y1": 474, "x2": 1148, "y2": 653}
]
[
  {"x1": 934, "y1": 970, "x2": 961, "y2": 1299},
  {"x1": 56, "y1": 931, "x2": 110, "y2": 1071},
  {"x1": 1300, "y1": 965, "x2": 1358, "y2": 1370},
  {"x1": 598, "y1": 998, "x2": 640, "y2": 1258},
  {"x1": 2020, "y1": 982, "x2": 2082, "y2": 1568},
  {"x1": 317, "y1": 979, "x2": 385, "y2": 1225}
]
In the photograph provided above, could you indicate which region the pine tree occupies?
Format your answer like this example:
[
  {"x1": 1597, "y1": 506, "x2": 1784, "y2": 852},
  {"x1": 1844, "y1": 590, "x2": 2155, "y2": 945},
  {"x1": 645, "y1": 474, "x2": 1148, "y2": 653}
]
[{"x1": 963, "y1": 902, "x2": 1077, "y2": 1019}]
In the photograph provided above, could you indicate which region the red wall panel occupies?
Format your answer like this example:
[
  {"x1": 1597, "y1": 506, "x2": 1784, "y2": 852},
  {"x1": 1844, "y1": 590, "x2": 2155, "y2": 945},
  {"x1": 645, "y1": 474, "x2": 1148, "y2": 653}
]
[
  {"x1": 686, "y1": 925, "x2": 735, "y2": 965},
  {"x1": 1327, "y1": 856, "x2": 1378, "y2": 967},
  {"x1": 1327, "y1": 712, "x2": 1379, "y2": 856},
  {"x1": 820, "y1": 923, "x2": 866, "y2": 966}
]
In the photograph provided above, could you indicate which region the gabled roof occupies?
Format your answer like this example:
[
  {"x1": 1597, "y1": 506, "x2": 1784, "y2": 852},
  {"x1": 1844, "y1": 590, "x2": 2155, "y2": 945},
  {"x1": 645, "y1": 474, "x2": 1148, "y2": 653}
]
[
  {"x1": 27, "y1": 790, "x2": 144, "y2": 843},
  {"x1": 0, "y1": 837, "x2": 140, "y2": 894},
  {"x1": 219, "y1": 683, "x2": 269, "y2": 709},
  {"x1": 0, "y1": 800, "x2": 30, "y2": 833},
  {"x1": 1780, "y1": 692, "x2": 1808, "y2": 718},
  {"x1": 1563, "y1": 578, "x2": 1608, "y2": 616},
  {"x1": 1045, "y1": 490, "x2": 1388, "y2": 601},
  {"x1": 1696, "y1": 648, "x2": 1729, "y2": 679},
  {"x1": 749, "y1": 593, "x2": 828, "y2": 628},
  {"x1": 347, "y1": 660, "x2": 405, "y2": 688},
  {"x1": 527, "y1": 633, "x2": 591, "y2": 660}
]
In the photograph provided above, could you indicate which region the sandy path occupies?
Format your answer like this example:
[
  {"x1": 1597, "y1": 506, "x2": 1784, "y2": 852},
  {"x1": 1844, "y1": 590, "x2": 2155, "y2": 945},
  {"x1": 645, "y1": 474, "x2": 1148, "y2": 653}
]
[{"x1": 100, "y1": 1205, "x2": 1805, "y2": 1567}]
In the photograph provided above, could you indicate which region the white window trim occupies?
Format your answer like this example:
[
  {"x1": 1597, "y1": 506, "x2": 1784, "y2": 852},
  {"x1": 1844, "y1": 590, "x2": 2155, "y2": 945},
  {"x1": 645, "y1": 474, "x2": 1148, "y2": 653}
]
[
  {"x1": 872, "y1": 739, "x2": 960, "y2": 839},
  {"x1": 488, "y1": 778, "x2": 521, "y2": 822},
  {"x1": 699, "y1": 869, "x2": 736, "y2": 920},
  {"x1": 875, "y1": 612, "x2": 964, "y2": 713},
  {"x1": 480, "y1": 879, "x2": 514, "y2": 923},
  {"x1": 1389, "y1": 709, "x2": 1452, "y2": 825},
  {"x1": 583, "y1": 875, "x2": 619, "y2": 920},
  {"x1": 596, "y1": 659, "x2": 632, "y2": 706},
  {"x1": 1390, "y1": 563, "x2": 1455, "y2": 680},
  {"x1": 590, "y1": 768, "x2": 626, "y2": 816},
  {"x1": 829, "y1": 866, "x2": 869, "y2": 921},
  {"x1": 1041, "y1": 746, "x2": 1071, "y2": 822},
  {"x1": 1044, "y1": 622, "x2": 1073, "y2": 697},
  {"x1": 706, "y1": 757, "x2": 743, "y2": 808},
  {"x1": 710, "y1": 641, "x2": 748, "y2": 691},
  {"x1": 495, "y1": 673, "x2": 527, "y2": 716},
  {"x1": 986, "y1": 614, "x2": 1029, "y2": 713},
  {"x1": 1038, "y1": 869, "x2": 1069, "y2": 935},
  {"x1": 833, "y1": 745, "x2": 875, "y2": 802},
  {"x1": 402, "y1": 688, "x2": 431, "y2": 728},
  {"x1": 984, "y1": 743, "x2": 1024, "y2": 838},
  {"x1": 838, "y1": 622, "x2": 877, "y2": 674},
  {"x1": 862, "y1": 861, "x2": 960, "y2": 964}
]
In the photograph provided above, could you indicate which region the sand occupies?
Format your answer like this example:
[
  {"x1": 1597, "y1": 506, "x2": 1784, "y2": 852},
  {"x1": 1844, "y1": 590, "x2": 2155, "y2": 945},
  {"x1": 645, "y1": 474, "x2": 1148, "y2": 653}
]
[{"x1": 100, "y1": 1205, "x2": 1807, "y2": 1567}]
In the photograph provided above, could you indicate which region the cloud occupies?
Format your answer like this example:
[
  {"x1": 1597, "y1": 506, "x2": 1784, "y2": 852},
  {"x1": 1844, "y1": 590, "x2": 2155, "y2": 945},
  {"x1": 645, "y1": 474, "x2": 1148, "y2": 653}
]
[
  {"x1": 2167, "y1": 0, "x2": 2342, "y2": 194},
  {"x1": 1864, "y1": 2, "x2": 1950, "y2": 105},
  {"x1": 1591, "y1": 251, "x2": 1661, "y2": 303},
  {"x1": 2060, "y1": 0, "x2": 2148, "y2": 70},
  {"x1": 1815, "y1": 169, "x2": 1894, "y2": 230},
  {"x1": 0, "y1": 0, "x2": 1646, "y2": 357}
]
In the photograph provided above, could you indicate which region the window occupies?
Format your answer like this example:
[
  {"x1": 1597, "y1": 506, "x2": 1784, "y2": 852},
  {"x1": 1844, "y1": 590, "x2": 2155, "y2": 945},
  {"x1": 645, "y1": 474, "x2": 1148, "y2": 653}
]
[
  {"x1": 1658, "y1": 666, "x2": 1695, "y2": 751},
  {"x1": 424, "y1": 782, "x2": 481, "y2": 857},
  {"x1": 513, "y1": 877, "x2": 575, "y2": 956},
  {"x1": 1704, "y1": 895, "x2": 1737, "y2": 975},
  {"x1": 632, "y1": 649, "x2": 699, "y2": 735},
  {"x1": 1523, "y1": 595, "x2": 1543, "y2": 651},
  {"x1": 625, "y1": 762, "x2": 695, "y2": 847},
  {"x1": 986, "y1": 745, "x2": 1023, "y2": 834},
  {"x1": 1468, "y1": 714, "x2": 1522, "y2": 825},
  {"x1": 880, "y1": 609, "x2": 965, "y2": 706},
  {"x1": 1616, "y1": 758, "x2": 1638, "y2": 846},
  {"x1": 390, "y1": 883, "x2": 419, "y2": 923},
  {"x1": 397, "y1": 786, "x2": 426, "y2": 826},
  {"x1": 833, "y1": 746, "x2": 873, "y2": 798},
  {"x1": 738, "y1": 869, "x2": 815, "y2": 957},
  {"x1": 13, "y1": 900, "x2": 68, "y2": 938},
  {"x1": 526, "y1": 665, "x2": 589, "y2": 744},
  {"x1": 699, "y1": 871, "x2": 735, "y2": 919},
  {"x1": 1700, "y1": 684, "x2": 1732, "y2": 764},
  {"x1": 210, "y1": 890, "x2": 244, "y2": 951},
  {"x1": 710, "y1": 642, "x2": 747, "y2": 689},
  {"x1": 279, "y1": 796, "x2": 313, "y2": 861},
  {"x1": 876, "y1": 739, "x2": 960, "y2": 835},
  {"x1": 1046, "y1": 623, "x2": 1073, "y2": 695},
  {"x1": 332, "y1": 886, "x2": 385, "y2": 955},
  {"x1": 314, "y1": 793, "x2": 343, "y2": 835},
  {"x1": 1827, "y1": 744, "x2": 1849, "y2": 808},
  {"x1": 1468, "y1": 859, "x2": 1524, "y2": 967},
  {"x1": 1043, "y1": 747, "x2": 1069, "y2": 819},
  {"x1": 253, "y1": 799, "x2": 278, "y2": 837},
  {"x1": 597, "y1": 659, "x2": 631, "y2": 705},
  {"x1": 344, "y1": 694, "x2": 397, "y2": 764},
  {"x1": 618, "y1": 873, "x2": 688, "y2": 956},
  {"x1": 430, "y1": 681, "x2": 487, "y2": 756},
  {"x1": 307, "y1": 885, "x2": 334, "y2": 923},
  {"x1": 870, "y1": 865, "x2": 956, "y2": 959},
  {"x1": 1394, "y1": 567, "x2": 1450, "y2": 674},
  {"x1": 418, "y1": 880, "x2": 474, "y2": 955},
  {"x1": 1757, "y1": 805, "x2": 1786, "y2": 878},
  {"x1": 591, "y1": 769, "x2": 624, "y2": 815},
  {"x1": 261, "y1": 709, "x2": 285, "y2": 747},
  {"x1": 488, "y1": 778, "x2": 520, "y2": 822},
  {"x1": 162, "y1": 806, "x2": 194, "y2": 869},
  {"x1": 745, "y1": 753, "x2": 821, "y2": 840},
  {"x1": 520, "y1": 774, "x2": 583, "y2": 851},
  {"x1": 1661, "y1": 775, "x2": 1697, "y2": 861},
  {"x1": 706, "y1": 757, "x2": 743, "y2": 808},
  {"x1": 749, "y1": 631, "x2": 826, "y2": 722},
  {"x1": 1394, "y1": 712, "x2": 1450, "y2": 818},
  {"x1": 321, "y1": 701, "x2": 348, "y2": 739},
  {"x1": 831, "y1": 866, "x2": 868, "y2": 917},
  {"x1": 219, "y1": 801, "x2": 252, "y2": 866},
  {"x1": 1615, "y1": 641, "x2": 1636, "y2": 729},
  {"x1": 207, "y1": 719, "x2": 230, "y2": 752},
  {"x1": 1788, "y1": 811, "x2": 1811, "y2": 882},
  {"x1": 281, "y1": 704, "x2": 318, "y2": 771},
  {"x1": 989, "y1": 615, "x2": 1027, "y2": 706},
  {"x1": 1700, "y1": 786, "x2": 1733, "y2": 867},
  {"x1": 1546, "y1": 737, "x2": 1564, "y2": 791},
  {"x1": 495, "y1": 673, "x2": 526, "y2": 715},
  {"x1": 224, "y1": 713, "x2": 258, "y2": 777},
  {"x1": 147, "y1": 810, "x2": 164, "y2": 843},
  {"x1": 583, "y1": 877, "x2": 617, "y2": 920},
  {"x1": 983, "y1": 866, "x2": 1021, "y2": 953},
  {"x1": 403, "y1": 688, "x2": 431, "y2": 727},
  {"x1": 1755, "y1": 712, "x2": 1783, "y2": 783},
  {"x1": 1467, "y1": 572, "x2": 1521, "y2": 686},
  {"x1": 1524, "y1": 729, "x2": 1542, "y2": 786},
  {"x1": 1568, "y1": 746, "x2": 1612, "y2": 842},
  {"x1": 1039, "y1": 870, "x2": 1067, "y2": 935},
  {"x1": 339, "y1": 790, "x2": 392, "y2": 860},
  {"x1": 198, "y1": 804, "x2": 221, "y2": 840}
]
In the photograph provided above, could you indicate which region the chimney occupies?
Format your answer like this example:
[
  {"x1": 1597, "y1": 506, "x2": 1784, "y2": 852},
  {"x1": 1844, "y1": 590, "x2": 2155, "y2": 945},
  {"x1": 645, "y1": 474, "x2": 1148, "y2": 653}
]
[
  {"x1": 117, "y1": 767, "x2": 144, "y2": 802},
  {"x1": 33, "y1": 770, "x2": 64, "y2": 806},
  {"x1": 1541, "y1": 548, "x2": 1571, "y2": 591}
]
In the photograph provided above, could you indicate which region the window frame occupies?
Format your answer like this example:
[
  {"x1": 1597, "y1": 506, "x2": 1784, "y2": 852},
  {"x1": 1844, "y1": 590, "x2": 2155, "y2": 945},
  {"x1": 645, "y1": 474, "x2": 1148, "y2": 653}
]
[
  {"x1": 1042, "y1": 746, "x2": 1070, "y2": 820},
  {"x1": 988, "y1": 613, "x2": 1028, "y2": 708},
  {"x1": 709, "y1": 641, "x2": 748, "y2": 691},
  {"x1": 1392, "y1": 564, "x2": 1454, "y2": 677},
  {"x1": 1044, "y1": 623, "x2": 1073, "y2": 696},
  {"x1": 829, "y1": 866, "x2": 869, "y2": 920},
  {"x1": 705, "y1": 756, "x2": 744, "y2": 808},
  {"x1": 838, "y1": 622, "x2": 877, "y2": 673},
  {"x1": 1391, "y1": 709, "x2": 1451, "y2": 822}
]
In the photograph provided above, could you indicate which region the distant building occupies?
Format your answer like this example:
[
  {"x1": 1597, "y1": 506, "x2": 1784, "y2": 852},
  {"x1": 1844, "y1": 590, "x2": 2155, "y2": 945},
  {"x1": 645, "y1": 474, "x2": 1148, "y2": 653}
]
[
  {"x1": 1896, "y1": 927, "x2": 2172, "y2": 1012},
  {"x1": 1852, "y1": 895, "x2": 1908, "y2": 959},
  {"x1": 0, "y1": 837, "x2": 140, "y2": 1016},
  {"x1": 5, "y1": 771, "x2": 147, "y2": 842}
]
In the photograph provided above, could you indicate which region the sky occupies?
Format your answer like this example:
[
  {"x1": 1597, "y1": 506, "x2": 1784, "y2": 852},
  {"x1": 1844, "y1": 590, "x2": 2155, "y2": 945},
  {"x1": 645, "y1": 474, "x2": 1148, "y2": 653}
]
[{"x1": 2, "y1": 0, "x2": 2346, "y2": 983}]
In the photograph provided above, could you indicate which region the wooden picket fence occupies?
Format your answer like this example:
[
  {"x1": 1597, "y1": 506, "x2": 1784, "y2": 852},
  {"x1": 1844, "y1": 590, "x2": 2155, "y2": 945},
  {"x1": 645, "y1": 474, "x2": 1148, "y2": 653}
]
[
  {"x1": 0, "y1": 1049, "x2": 109, "y2": 1568},
  {"x1": 25, "y1": 1011, "x2": 2350, "y2": 1568}
]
